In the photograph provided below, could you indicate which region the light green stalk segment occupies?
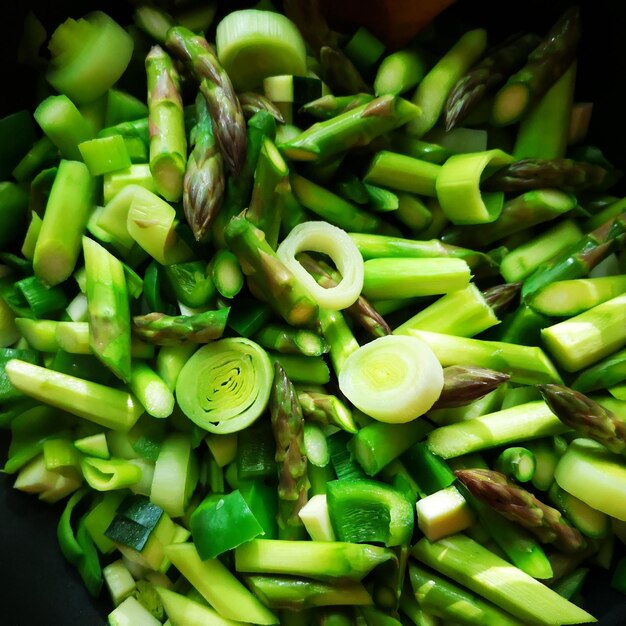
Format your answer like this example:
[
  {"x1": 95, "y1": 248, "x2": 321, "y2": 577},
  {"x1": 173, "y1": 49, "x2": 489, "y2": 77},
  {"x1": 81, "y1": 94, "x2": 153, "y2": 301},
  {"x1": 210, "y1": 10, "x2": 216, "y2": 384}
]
[
  {"x1": 435, "y1": 149, "x2": 514, "y2": 224},
  {"x1": 33, "y1": 160, "x2": 94, "y2": 287},
  {"x1": 412, "y1": 534, "x2": 596, "y2": 625},
  {"x1": 156, "y1": 343, "x2": 198, "y2": 391},
  {"x1": 146, "y1": 45, "x2": 187, "y2": 202},
  {"x1": 234, "y1": 539, "x2": 394, "y2": 581},
  {"x1": 318, "y1": 308, "x2": 359, "y2": 375},
  {"x1": 362, "y1": 258, "x2": 471, "y2": 300},
  {"x1": 528, "y1": 275, "x2": 626, "y2": 317},
  {"x1": 407, "y1": 29, "x2": 488, "y2": 137},
  {"x1": 103, "y1": 164, "x2": 157, "y2": 204},
  {"x1": 393, "y1": 284, "x2": 499, "y2": 338},
  {"x1": 408, "y1": 563, "x2": 525, "y2": 626},
  {"x1": 363, "y1": 151, "x2": 441, "y2": 197},
  {"x1": 541, "y1": 293, "x2": 626, "y2": 372},
  {"x1": 427, "y1": 401, "x2": 567, "y2": 459},
  {"x1": 34, "y1": 95, "x2": 95, "y2": 160},
  {"x1": 5, "y1": 359, "x2": 143, "y2": 431},
  {"x1": 407, "y1": 330, "x2": 562, "y2": 385},
  {"x1": 278, "y1": 96, "x2": 420, "y2": 162},
  {"x1": 126, "y1": 187, "x2": 193, "y2": 265},
  {"x1": 291, "y1": 174, "x2": 382, "y2": 234},
  {"x1": 83, "y1": 236, "x2": 132, "y2": 382},
  {"x1": 500, "y1": 219, "x2": 583, "y2": 283},
  {"x1": 164, "y1": 542, "x2": 279, "y2": 624},
  {"x1": 513, "y1": 63, "x2": 577, "y2": 160},
  {"x1": 374, "y1": 48, "x2": 428, "y2": 96},
  {"x1": 78, "y1": 135, "x2": 131, "y2": 176},
  {"x1": 129, "y1": 361, "x2": 175, "y2": 418}
]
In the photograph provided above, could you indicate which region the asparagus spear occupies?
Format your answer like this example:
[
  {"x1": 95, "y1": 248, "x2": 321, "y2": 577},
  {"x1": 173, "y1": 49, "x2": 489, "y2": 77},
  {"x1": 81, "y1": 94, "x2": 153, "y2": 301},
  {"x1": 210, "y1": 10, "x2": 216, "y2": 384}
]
[
  {"x1": 183, "y1": 94, "x2": 224, "y2": 242},
  {"x1": 224, "y1": 214, "x2": 319, "y2": 328},
  {"x1": 237, "y1": 92, "x2": 285, "y2": 124},
  {"x1": 253, "y1": 324, "x2": 327, "y2": 357},
  {"x1": 145, "y1": 45, "x2": 187, "y2": 203},
  {"x1": 165, "y1": 26, "x2": 246, "y2": 175},
  {"x1": 455, "y1": 468, "x2": 586, "y2": 553},
  {"x1": 279, "y1": 96, "x2": 419, "y2": 163},
  {"x1": 211, "y1": 111, "x2": 276, "y2": 248},
  {"x1": 572, "y1": 347, "x2": 626, "y2": 393},
  {"x1": 83, "y1": 237, "x2": 131, "y2": 382},
  {"x1": 492, "y1": 6, "x2": 582, "y2": 126},
  {"x1": 481, "y1": 283, "x2": 521, "y2": 317},
  {"x1": 445, "y1": 33, "x2": 541, "y2": 130},
  {"x1": 131, "y1": 309, "x2": 229, "y2": 345},
  {"x1": 296, "y1": 389, "x2": 358, "y2": 433},
  {"x1": 521, "y1": 211, "x2": 626, "y2": 300},
  {"x1": 270, "y1": 362, "x2": 310, "y2": 540},
  {"x1": 484, "y1": 158, "x2": 611, "y2": 193},
  {"x1": 300, "y1": 94, "x2": 375, "y2": 120},
  {"x1": 538, "y1": 383, "x2": 626, "y2": 455},
  {"x1": 432, "y1": 366, "x2": 510, "y2": 410},
  {"x1": 297, "y1": 253, "x2": 391, "y2": 338}
]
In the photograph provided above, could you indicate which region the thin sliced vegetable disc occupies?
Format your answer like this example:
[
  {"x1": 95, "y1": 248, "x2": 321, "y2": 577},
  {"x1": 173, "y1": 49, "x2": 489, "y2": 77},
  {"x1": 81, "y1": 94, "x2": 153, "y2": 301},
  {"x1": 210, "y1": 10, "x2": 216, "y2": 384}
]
[
  {"x1": 339, "y1": 335, "x2": 444, "y2": 423},
  {"x1": 277, "y1": 221, "x2": 364, "y2": 310},
  {"x1": 176, "y1": 337, "x2": 273, "y2": 434}
]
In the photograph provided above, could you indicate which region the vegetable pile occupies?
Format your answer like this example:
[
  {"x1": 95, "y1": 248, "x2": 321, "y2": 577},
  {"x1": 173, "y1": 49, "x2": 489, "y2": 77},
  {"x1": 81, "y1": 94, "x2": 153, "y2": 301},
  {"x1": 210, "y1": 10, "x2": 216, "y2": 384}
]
[{"x1": 2, "y1": 0, "x2": 626, "y2": 624}]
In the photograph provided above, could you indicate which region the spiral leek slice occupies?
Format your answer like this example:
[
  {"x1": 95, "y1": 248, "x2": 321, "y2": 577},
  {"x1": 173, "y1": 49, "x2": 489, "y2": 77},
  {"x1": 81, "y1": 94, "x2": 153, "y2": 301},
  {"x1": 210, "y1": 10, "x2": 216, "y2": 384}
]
[
  {"x1": 176, "y1": 337, "x2": 273, "y2": 434},
  {"x1": 338, "y1": 335, "x2": 444, "y2": 423},
  {"x1": 277, "y1": 221, "x2": 364, "y2": 310}
]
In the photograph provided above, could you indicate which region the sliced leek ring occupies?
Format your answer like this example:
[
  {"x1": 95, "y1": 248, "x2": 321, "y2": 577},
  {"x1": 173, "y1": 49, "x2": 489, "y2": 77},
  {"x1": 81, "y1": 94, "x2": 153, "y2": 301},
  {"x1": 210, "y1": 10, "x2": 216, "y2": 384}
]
[
  {"x1": 277, "y1": 221, "x2": 364, "y2": 310},
  {"x1": 339, "y1": 335, "x2": 444, "y2": 423}
]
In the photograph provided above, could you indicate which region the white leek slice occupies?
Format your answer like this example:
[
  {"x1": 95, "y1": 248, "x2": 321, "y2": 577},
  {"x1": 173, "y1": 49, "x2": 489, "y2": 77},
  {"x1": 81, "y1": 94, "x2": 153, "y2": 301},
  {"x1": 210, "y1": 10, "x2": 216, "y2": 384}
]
[
  {"x1": 338, "y1": 335, "x2": 444, "y2": 423},
  {"x1": 277, "y1": 221, "x2": 364, "y2": 310}
]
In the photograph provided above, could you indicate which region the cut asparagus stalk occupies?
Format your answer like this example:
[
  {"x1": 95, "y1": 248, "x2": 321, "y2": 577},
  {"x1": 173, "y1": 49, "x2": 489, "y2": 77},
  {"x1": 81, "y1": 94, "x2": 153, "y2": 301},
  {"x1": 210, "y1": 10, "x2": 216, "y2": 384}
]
[
  {"x1": 427, "y1": 400, "x2": 567, "y2": 459},
  {"x1": 408, "y1": 562, "x2": 525, "y2": 626},
  {"x1": 145, "y1": 45, "x2": 187, "y2": 203},
  {"x1": 407, "y1": 29, "x2": 488, "y2": 137},
  {"x1": 363, "y1": 151, "x2": 440, "y2": 197},
  {"x1": 405, "y1": 330, "x2": 562, "y2": 385},
  {"x1": 412, "y1": 534, "x2": 595, "y2": 625},
  {"x1": 541, "y1": 293, "x2": 626, "y2": 372},
  {"x1": 5, "y1": 359, "x2": 143, "y2": 431},
  {"x1": 132, "y1": 309, "x2": 229, "y2": 345},
  {"x1": 513, "y1": 63, "x2": 577, "y2": 160},
  {"x1": 83, "y1": 236, "x2": 132, "y2": 382},
  {"x1": 572, "y1": 347, "x2": 626, "y2": 393},
  {"x1": 33, "y1": 160, "x2": 94, "y2": 287},
  {"x1": 554, "y1": 437, "x2": 626, "y2": 521},
  {"x1": 234, "y1": 538, "x2": 394, "y2": 580},
  {"x1": 279, "y1": 96, "x2": 419, "y2": 162},
  {"x1": 393, "y1": 284, "x2": 499, "y2": 338},
  {"x1": 242, "y1": 574, "x2": 372, "y2": 610}
]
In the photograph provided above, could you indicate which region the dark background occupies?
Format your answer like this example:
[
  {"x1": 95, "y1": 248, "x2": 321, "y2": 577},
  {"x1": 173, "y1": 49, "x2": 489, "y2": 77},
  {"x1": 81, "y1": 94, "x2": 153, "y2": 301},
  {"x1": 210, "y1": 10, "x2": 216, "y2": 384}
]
[{"x1": 2, "y1": 0, "x2": 626, "y2": 624}]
